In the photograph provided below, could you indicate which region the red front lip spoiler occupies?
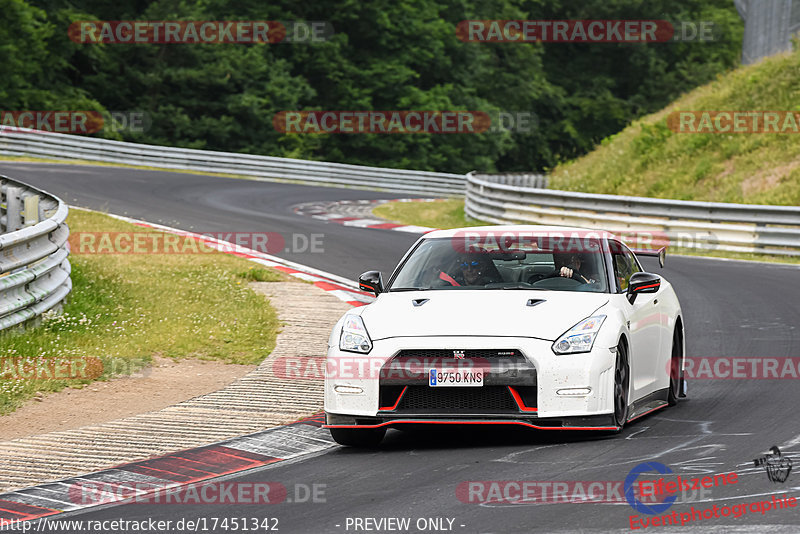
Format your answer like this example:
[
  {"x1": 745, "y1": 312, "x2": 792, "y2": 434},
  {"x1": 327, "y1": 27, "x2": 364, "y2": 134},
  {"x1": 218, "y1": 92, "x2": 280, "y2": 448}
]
[{"x1": 325, "y1": 420, "x2": 619, "y2": 431}]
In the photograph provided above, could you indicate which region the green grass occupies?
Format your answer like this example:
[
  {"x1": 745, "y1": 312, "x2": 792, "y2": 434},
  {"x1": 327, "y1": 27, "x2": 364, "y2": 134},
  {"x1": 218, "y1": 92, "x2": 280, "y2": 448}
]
[
  {"x1": 372, "y1": 199, "x2": 488, "y2": 229},
  {"x1": 0, "y1": 209, "x2": 285, "y2": 414},
  {"x1": 548, "y1": 49, "x2": 800, "y2": 205},
  {"x1": 236, "y1": 267, "x2": 287, "y2": 282}
]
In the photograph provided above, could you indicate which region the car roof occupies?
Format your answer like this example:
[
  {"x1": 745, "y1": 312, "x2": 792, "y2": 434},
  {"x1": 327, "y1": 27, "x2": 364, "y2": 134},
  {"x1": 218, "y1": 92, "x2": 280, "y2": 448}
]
[{"x1": 422, "y1": 225, "x2": 620, "y2": 241}]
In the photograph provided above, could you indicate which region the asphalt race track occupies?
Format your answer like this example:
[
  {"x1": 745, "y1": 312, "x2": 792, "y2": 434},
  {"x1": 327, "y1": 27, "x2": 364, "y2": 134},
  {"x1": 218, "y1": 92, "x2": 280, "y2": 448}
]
[{"x1": 3, "y1": 162, "x2": 799, "y2": 533}]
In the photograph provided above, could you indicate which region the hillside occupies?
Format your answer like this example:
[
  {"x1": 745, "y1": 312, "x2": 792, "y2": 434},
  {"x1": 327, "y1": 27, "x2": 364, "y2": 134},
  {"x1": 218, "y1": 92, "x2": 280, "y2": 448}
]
[{"x1": 548, "y1": 49, "x2": 800, "y2": 205}]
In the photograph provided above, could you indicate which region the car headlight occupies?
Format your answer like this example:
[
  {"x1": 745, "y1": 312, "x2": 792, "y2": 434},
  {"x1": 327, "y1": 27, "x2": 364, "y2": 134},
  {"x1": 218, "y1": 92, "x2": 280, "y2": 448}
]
[
  {"x1": 339, "y1": 314, "x2": 373, "y2": 353},
  {"x1": 552, "y1": 315, "x2": 606, "y2": 354}
]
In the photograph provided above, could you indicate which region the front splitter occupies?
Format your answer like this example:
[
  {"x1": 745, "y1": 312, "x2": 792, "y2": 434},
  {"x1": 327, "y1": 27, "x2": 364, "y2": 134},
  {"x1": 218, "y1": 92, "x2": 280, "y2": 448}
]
[{"x1": 324, "y1": 412, "x2": 618, "y2": 431}]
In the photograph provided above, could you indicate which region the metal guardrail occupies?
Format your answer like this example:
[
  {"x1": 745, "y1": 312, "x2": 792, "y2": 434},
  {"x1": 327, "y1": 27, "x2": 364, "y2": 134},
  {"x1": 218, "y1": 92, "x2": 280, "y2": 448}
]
[
  {"x1": 4, "y1": 128, "x2": 798, "y2": 256},
  {"x1": 466, "y1": 172, "x2": 800, "y2": 256},
  {"x1": 0, "y1": 176, "x2": 71, "y2": 331},
  {"x1": 472, "y1": 172, "x2": 549, "y2": 189},
  {"x1": 0, "y1": 127, "x2": 465, "y2": 195}
]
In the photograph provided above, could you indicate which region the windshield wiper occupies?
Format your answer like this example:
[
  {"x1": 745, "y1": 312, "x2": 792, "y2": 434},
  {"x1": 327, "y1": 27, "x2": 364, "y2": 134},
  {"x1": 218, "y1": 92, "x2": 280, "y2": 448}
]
[
  {"x1": 477, "y1": 283, "x2": 545, "y2": 290},
  {"x1": 389, "y1": 287, "x2": 431, "y2": 292},
  {"x1": 499, "y1": 284, "x2": 546, "y2": 290}
]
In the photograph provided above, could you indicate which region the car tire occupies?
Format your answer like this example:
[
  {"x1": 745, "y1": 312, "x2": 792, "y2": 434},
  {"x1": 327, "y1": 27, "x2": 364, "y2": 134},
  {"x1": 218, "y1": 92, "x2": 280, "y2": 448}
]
[
  {"x1": 329, "y1": 427, "x2": 386, "y2": 447},
  {"x1": 613, "y1": 342, "x2": 630, "y2": 429},
  {"x1": 667, "y1": 326, "x2": 683, "y2": 406}
]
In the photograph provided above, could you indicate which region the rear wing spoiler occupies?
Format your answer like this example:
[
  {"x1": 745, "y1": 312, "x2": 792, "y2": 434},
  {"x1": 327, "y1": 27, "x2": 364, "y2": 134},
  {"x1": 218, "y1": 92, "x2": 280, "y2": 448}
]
[{"x1": 631, "y1": 246, "x2": 667, "y2": 268}]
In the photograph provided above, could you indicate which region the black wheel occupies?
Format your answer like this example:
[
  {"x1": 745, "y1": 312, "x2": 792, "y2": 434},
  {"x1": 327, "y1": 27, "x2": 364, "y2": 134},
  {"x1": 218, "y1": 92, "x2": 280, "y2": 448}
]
[
  {"x1": 668, "y1": 325, "x2": 683, "y2": 406},
  {"x1": 329, "y1": 427, "x2": 386, "y2": 447},
  {"x1": 613, "y1": 342, "x2": 630, "y2": 428}
]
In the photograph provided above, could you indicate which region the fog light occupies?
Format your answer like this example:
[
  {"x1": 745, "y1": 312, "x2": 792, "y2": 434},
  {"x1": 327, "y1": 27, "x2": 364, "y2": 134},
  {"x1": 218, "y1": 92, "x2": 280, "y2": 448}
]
[
  {"x1": 556, "y1": 387, "x2": 591, "y2": 396},
  {"x1": 334, "y1": 385, "x2": 363, "y2": 394}
]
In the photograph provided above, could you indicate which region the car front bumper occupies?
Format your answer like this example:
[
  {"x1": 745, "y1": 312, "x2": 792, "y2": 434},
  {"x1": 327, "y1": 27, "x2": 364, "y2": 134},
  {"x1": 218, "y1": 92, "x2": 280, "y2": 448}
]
[{"x1": 324, "y1": 336, "x2": 618, "y2": 430}]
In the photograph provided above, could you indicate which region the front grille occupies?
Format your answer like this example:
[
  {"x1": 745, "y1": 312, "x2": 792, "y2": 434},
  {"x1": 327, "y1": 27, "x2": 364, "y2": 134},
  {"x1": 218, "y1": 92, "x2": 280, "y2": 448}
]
[
  {"x1": 380, "y1": 349, "x2": 537, "y2": 387},
  {"x1": 393, "y1": 349, "x2": 525, "y2": 361},
  {"x1": 395, "y1": 386, "x2": 518, "y2": 413}
]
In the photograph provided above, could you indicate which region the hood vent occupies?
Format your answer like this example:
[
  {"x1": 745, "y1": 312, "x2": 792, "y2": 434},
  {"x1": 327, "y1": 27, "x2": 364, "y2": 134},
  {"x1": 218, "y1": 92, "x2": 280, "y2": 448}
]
[
  {"x1": 412, "y1": 298, "x2": 430, "y2": 307},
  {"x1": 527, "y1": 299, "x2": 545, "y2": 307}
]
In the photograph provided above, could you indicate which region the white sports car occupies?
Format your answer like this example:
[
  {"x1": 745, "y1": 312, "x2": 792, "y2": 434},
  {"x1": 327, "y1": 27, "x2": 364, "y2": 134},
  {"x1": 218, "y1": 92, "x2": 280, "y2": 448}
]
[{"x1": 324, "y1": 226, "x2": 686, "y2": 446}]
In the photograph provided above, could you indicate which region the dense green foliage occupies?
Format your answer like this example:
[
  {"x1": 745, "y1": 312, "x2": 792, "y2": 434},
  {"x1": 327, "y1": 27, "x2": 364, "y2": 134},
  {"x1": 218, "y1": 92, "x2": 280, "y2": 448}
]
[{"x1": 3, "y1": 0, "x2": 742, "y2": 172}]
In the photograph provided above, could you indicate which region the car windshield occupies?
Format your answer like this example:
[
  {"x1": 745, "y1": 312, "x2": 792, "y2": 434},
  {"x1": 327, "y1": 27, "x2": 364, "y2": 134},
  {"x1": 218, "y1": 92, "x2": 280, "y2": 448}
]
[{"x1": 389, "y1": 235, "x2": 609, "y2": 293}]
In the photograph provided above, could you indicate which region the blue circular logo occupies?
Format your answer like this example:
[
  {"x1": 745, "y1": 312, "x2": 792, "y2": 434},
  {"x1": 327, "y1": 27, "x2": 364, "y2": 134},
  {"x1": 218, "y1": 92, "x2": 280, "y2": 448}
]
[{"x1": 624, "y1": 461, "x2": 676, "y2": 515}]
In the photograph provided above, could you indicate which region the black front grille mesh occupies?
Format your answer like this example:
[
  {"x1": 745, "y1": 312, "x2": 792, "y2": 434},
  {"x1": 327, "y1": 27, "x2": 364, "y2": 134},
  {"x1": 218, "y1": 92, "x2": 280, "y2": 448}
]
[
  {"x1": 394, "y1": 349, "x2": 524, "y2": 361},
  {"x1": 396, "y1": 386, "x2": 517, "y2": 413}
]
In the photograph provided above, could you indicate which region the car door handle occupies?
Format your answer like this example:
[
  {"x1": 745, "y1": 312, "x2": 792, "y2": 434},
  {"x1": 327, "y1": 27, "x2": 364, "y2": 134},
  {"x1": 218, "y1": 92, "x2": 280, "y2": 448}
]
[{"x1": 654, "y1": 299, "x2": 658, "y2": 304}]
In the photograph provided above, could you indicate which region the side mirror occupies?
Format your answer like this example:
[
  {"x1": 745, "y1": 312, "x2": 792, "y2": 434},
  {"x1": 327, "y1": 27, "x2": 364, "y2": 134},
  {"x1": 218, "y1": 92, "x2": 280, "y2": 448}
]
[
  {"x1": 627, "y1": 272, "x2": 661, "y2": 304},
  {"x1": 358, "y1": 270, "x2": 384, "y2": 296}
]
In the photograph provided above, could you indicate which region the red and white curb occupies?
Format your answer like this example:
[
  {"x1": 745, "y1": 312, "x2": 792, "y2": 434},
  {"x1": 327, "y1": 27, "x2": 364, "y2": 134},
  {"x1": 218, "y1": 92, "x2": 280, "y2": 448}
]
[
  {"x1": 0, "y1": 414, "x2": 332, "y2": 523},
  {"x1": 0, "y1": 209, "x2": 374, "y2": 525},
  {"x1": 97, "y1": 211, "x2": 376, "y2": 307},
  {"x1": 293, "y1": 198, "x2": 442, "y2": 234}
]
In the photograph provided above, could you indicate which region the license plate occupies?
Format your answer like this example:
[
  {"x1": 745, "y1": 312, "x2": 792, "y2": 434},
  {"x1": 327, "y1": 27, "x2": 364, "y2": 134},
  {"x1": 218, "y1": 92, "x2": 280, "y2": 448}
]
[{"x1": 429, "y1": 368, "x2": 484, "y2": 387}]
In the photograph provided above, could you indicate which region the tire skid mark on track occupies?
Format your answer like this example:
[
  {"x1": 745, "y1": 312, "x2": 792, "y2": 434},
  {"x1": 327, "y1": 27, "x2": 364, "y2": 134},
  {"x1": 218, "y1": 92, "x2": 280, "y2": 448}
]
[{"x1": 293, "y1": 198, "x2": 442, "y2": 234}]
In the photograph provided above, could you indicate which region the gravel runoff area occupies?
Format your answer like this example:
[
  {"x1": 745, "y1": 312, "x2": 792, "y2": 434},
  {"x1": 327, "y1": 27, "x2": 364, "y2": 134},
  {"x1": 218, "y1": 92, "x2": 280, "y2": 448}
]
[{"x1": 0, "y1": 281, "x2": 351, "y2": 493}]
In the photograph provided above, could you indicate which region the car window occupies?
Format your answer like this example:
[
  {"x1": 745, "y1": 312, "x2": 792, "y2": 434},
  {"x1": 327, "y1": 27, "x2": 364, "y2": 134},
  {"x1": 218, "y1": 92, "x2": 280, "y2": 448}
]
[
  {"x1": 610, "y1": 240, "x2": 641, "y2": 292},
  {"x1": 389, "y1": 236, "x2": 609, "y2": 293}
]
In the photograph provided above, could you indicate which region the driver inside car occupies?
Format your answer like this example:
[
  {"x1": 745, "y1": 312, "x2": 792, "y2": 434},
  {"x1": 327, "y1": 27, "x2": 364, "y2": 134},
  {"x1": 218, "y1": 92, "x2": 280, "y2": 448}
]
[
  {"x1": 459, "y1": 257, "x2": 494, "y2": 286},
  {"x1": 436, "y1": 254, "x2": 499, "y2": 287},
  {"x1": 555, "y1": 252, "x2": 597, "y2": 284}
]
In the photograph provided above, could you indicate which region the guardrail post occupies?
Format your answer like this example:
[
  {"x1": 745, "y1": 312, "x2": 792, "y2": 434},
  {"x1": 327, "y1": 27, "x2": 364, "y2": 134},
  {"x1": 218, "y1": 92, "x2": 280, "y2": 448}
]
[
  {"x1": 23, "y1": 194, "x2": 40, "y2": 226},
  {"x1": 5, "y1": 186, "x2": 22, "y2": 232}
]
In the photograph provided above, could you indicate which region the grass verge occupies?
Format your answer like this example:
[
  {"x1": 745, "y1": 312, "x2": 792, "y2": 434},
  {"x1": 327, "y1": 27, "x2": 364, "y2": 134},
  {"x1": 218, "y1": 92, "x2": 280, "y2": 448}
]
[
  {"x1": 548, "y1": 50, "x2": 800, "y2": 205},
  {"x1": 372, "y1": 199, "x2": 487, "y2": 229},
  {"x1": 0, "y1": 209, "x2": 286, "y2": 415}
]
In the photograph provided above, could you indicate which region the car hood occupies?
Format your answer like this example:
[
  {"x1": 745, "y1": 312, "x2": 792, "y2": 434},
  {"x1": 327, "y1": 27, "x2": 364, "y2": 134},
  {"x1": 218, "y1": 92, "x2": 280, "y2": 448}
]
[{"x1": 361, "y1": 290, "x2": 609, "y2": 341}]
